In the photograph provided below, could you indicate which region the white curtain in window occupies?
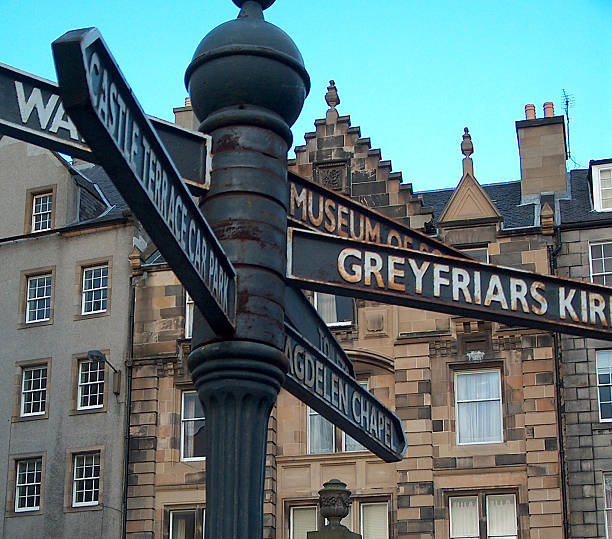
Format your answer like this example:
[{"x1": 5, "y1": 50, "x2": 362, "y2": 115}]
[
  {"x1": 361, "y1": 503, "x2": 388, "y2": 539},
  {"x1": 170, "y1": 510, "x2": 196, "y2": 539},
  {"x1": 456, "y1": 371, "x2": 502, "y2": 444},
  {"x1": 449, "y1": 496, "x2": 479, "y2": 539},
  {"x1": 291, "y1": 506, "x2": 317, "y2": 539},
  {"x1": 486, "y1": 494, "x2": 517, "y2": 538},
  {"x1": 183, "y1": 392, "x2": 205, "y2": 459},
  {"x1": 316, "y1": 293, "x2": 337, "y2": 324},
  {"x1": 309, "y1": 412, "x2": 334, "y2": 453}
]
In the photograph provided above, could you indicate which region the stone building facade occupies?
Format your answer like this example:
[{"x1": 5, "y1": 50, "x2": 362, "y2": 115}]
[
  {"x1": 122, "y1": 89, "x2": 612, "y2": 539},
  {"x1": 0, "y1": 137, "x2": 135, "y2": 538}
]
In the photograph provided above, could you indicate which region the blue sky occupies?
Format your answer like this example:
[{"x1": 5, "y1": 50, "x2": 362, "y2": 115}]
[{"x1": 1, "y1": 1, "x2": 610, "y2": 191}]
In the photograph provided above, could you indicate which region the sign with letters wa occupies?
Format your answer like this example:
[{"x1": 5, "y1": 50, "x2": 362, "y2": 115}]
[{"x1": 52, "y1": 28, "x2": 236, "y2": 334}]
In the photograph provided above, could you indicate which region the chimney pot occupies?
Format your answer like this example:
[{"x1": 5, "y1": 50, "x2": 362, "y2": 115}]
[
  {"x1": 543, "y1": 101, "x2": 554, "y2": 117},
  {"x1": 525, "y1": 104, "x2": 536, "y2": 120},
  {"x1": 185, "y1": 97, "x2": 191, "y2": 107}
]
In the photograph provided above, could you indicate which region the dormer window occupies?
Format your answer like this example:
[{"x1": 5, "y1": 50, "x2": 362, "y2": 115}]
[{"x1": 592, "y1": 164, "x2": 612, "y2": 211}]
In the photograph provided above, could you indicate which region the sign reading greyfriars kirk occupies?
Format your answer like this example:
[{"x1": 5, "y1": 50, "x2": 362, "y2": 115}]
[
  {"x1": 52, "y1": 28, "x2": 236, "y2": 335},
  {"x1": 287, "y1": 227, "x2": 612, "y2": 341}
]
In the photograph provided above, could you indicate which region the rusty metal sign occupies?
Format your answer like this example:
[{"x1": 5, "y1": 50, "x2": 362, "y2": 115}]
[
  {"x1": 285, "y1": 285, "x2": 355, "y2": 377},
  {"x1": 52, "y1": 28, "x2": 235, "y2": 334},
  {"x1": 289, "y1": 172, "x2": 469, "y2": 259},
  {"x1": 284, "y1": 323, "x2": 406, "y2": 462},
  {"x1": 287, "y1": 228, "x2": 612, "y2": 341},
  {"x1": 0, "y1": 61, "x2": 211, "y2": 188}
]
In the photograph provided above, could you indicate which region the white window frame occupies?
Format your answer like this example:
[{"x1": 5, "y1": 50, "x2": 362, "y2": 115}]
[
  {"x1": 77, "y1": 358, "x2": 105, "y2": 410},
  {"x1": 72, "y1": 452, "x2": 100, "y2": 507},
  {"x1": 181, "y1": 391, "x2": 206, "y2": 462},
  {"x1": 185, "y1": 292, "x2": 194, "y2": 339},
  {"x1": 589, "y1": 242, "x2": 612, "y2": 286},
  {"x1": 454, "y1": 370, "x2": 503, "y2": 445},
  {"x1": 592, "y1": 165, "x2": 612, "y2": 212},
  {"x1": 314, "y1": 292, "x2": 353, "y2": 328},
  {"x1": 15, "y1": 458, "x2": 42, "y2": 512},
  {"x1": 26, "y1": 274, "x2": 52, "y2": 323},
  {"x1": 449, "y1": 493, "x2": 518, "y2": 539},
  {"x1": 31, "y1": 192, "x2": 53, "y2": 232},
  {"x1": 360, "y1": 501, "x2": 389, "y2": 539},
  {"x1": 597, "y1": 350, "x2": 612, "y2": 422},
  {"x1": 290, "y1": 505, "x2": 318, "y2": 539},
  {"x1": 169, "y1": 508, "x2": 199, "y2": 539},
  {"x1": 307, "y1": 406, "x2": 335, "y2": 454},
  {"x1": 81, "y1": 265, "x2": 109, "y2": 315},
  {"x1": 21, "y1": 365, "x2": 47, "y2": 417}
]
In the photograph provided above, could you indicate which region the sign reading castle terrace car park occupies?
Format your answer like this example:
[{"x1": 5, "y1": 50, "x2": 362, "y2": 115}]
[
  {"x1": 52, "y1": 28, "x2": 236, "y2": 334},
  {"x1": 284, "y1": 323, "x2": 406, "y2": 462},
  {"x1": 0, "y1": 62, "x2": 211, "y2": 189},
  {"x1": 287, "y1": 228, "x2": 612, "y2": 342}
]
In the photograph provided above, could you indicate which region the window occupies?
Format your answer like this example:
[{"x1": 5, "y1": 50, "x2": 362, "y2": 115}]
[
  {"x1": 168, "y1": 507, "x2": 205, "y2": 539},
  {"x1": 449, "y1": 493, "x2": 517, "y2": 539},
  {"x1": 185, "y1": 292, "x2": 194, "y2": 339},
  {"x1": 81, "y1": 265, "x2": 108, "y2": 314},
  {"x1": 308, "y1": 407, "x2": 335, "y2": 454},
  {"x1": 598, "y1": 351, "x2": 612, "y2": 422},
  {"x1": 21, "y1": 366, "x2": 47, "y2": 417},
  {"x1": 15, "y1": 458, "x2": 42, "y2": 512},
  {"x1": 590, "y1": 243, "x2": 612, "y2": 286},
  {"x1": 77, "y1": 357, "x2": 105, "y2": 410},
  {"x1": 455, "y1": 370, "x2": 503, "y2": 444},
  {"x1": 314, "y1": 292, "x2": 353, "y2": 327},
  {"x1": 605, "y1": 474, "x2": 612, "y2": 539},
  {"x1": 181, "y1": 391, "x2": 205, "y2": 461},
  {"x1": 593, "y1": 165, "x2": 612, "y2": 211},
  {"x1": 361, "y1": 502, "x2": 388, "y2": 539},
  {"x1": 462, "y1": 247, "x2": 489, "y2": 263},
  {"x1": 72, "y1": 452, "x2": 100, "y2": 507},
  {"x1": 290, "y1": 506, "x2": 317, "y2": 539},
  {"x1": 26, "y1": 274, "x2": 52, "y2": 323},
  {"x1": 31, "y1": 193, "x2": 53, "y2": 232}
]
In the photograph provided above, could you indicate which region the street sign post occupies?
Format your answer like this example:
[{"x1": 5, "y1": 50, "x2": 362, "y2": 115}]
[
  {"x1": 284, "y1": 323, "x2": 406, "y2": 462},
  {"x1": 0, "y1": 61, "x2": 211, "y2": 188},
  {"x1": 52, "y1": 28, "x2": 236, "y2": 335},
  {"x1": 287, "y1": 227, "x2": 612, "y2": 341}
]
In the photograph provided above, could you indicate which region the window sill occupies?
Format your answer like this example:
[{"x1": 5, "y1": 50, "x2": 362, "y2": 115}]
[
  {"x1": 592, "y1": 422, "x2": 612, "y2": 431},
  {"x1": 65, "y1": 503, "x2": 102, "y2": 513},
  {"x1": 69, "y1": 406, "x2": 106, "y2": 416},
  {"x1": 18, "y1": 319, "x2": 53, "y2": 329},
  {"x1": 12, "y1": 413, "x2": 49, "y2": 423},
  {"x1": 73, "y1": 311, "x2": 110, "y2": 321},
  {"x1": 8, "y1": 507, "x2": 43, "y2": 517}
]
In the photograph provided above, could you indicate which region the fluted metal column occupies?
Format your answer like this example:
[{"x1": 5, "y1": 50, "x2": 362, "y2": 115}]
[{"x1": 186, "y1": 1, "x2": 309, "y2": 536}]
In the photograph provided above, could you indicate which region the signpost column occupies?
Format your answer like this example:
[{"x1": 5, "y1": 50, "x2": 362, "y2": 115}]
[{"x1": 185, "y1": 1, "x2": 309, "y2": 537}]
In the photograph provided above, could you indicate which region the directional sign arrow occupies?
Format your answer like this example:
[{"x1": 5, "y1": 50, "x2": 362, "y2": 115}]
[
  {"x1": 52, "y1": 28, "x2": 236, "y2": 335},
  {"x1": 284, "y1": 323, "x2": 406, "y2": 462},
  {"x1": 0, "y1": 61, "x2": 211, "y2": 189},
  {"x1": 287, "y1": 227, "x2": 612, "y2": 341},
  {"x1": 285, "y1": 285, "x2": 355, "y2": 377}
]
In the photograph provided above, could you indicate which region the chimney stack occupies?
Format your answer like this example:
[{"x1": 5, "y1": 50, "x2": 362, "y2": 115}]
[
  {"x1": 543, "y1": 101, "x2": 554, "y2": 118},
  {"x1": 173, "y1": 97, "x2": 198, "y2": 130},
  {"x1": 516, "y1": 101, "x2": 567, "y2": 197}
]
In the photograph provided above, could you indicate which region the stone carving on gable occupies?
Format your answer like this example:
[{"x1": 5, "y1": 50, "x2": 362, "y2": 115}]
[{"x1": 314, "y1": 160, "x2": 349, "y2": 193}]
